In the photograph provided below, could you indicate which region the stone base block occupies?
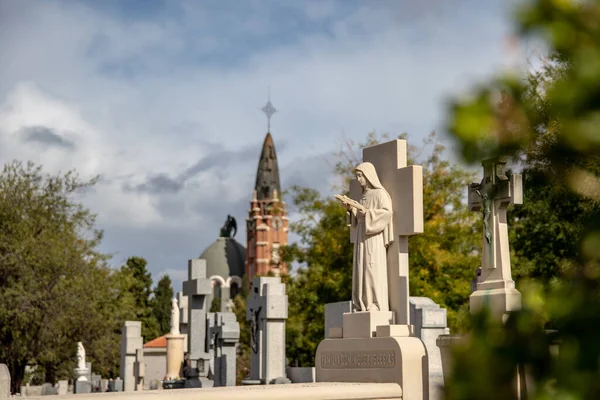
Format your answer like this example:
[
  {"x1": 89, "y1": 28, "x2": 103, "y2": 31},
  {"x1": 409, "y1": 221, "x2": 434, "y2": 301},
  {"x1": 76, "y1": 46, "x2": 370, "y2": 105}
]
[
  {"x1": 184, "y1": 377, "x2": 214, "y2": 388},
  {"x1": 287, "y1": 367, "x2": 316, "y2": 383},
  {"x1": 328, "y1": 327, "x2": 343, "y2": 338},
  {"x1": 376, "y1": 324, "x2": 413, "y2": 338},
  {"x1": 342, "y1": 311, "x2": 394, "y2": 338},
  {"x1": 470, "y1": 287, "x2": 522, "y2": 318},
  {"x1": 74, "y1": 381, "x2": 91, "y2": 394},
  {"x1": 315, "y1": 335, "x2": 428, "y2": 400}
]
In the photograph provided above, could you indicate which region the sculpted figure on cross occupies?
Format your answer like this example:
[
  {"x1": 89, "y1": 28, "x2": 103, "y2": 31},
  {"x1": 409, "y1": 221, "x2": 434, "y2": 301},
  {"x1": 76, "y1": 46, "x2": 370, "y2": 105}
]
[{"x1": 341, "y1": 162, "x2": 394, "y2": 312}]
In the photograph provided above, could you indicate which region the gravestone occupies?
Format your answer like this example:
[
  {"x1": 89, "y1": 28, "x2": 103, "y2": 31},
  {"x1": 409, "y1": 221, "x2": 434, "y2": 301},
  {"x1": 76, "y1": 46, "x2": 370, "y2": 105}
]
[
  {"x1": 409, "y1": 296, "x2": 450, "y2": 397},
  {"x1": 41, "y1": 383, "x2": 57, "y2": 395},
  {"x1": 177, "y1": 291, "x2": 189, "y2": 351},
  {"x1": 209, "y1": 312, "x2": 240, "y2": 386},
  {"x1": 316, "y1": 139, "x2": 428, "y2": 400},
  {"x1": 468, "y1": 157, "x2": 522, "y2": 317},
  {"x1": 134, "y1": 348, "x2": 145, "y2": 391},
  {"x1": 56, "y1": 380, "x2": 68, "y2": 396},
  {"x1": 0, "y1": 364, "x2": 9, "y2": 399},
  {"x1": 205, "y1": 312, "x2": 216, "y2": 379},
  {"x1": 107, "y1": 378, "x2": 124, "y2": 392},
  {"x1": 74, "y1": 380, "x2": 91, "y2": 394},
  {"x1": 242, "y1": 277, "x2": 290, "y2": 385},
  {"x1": 85, "y1": 362, "x2": 92, "y2": 383},
  {"x1": 182, "y1": 259, "x2": 213, "y2": 388},
  {"x1": 120, "y1": 321, "x2": 143, "y2": 392},
  {"x1": 324, "y1": 301, "x2": 352, "y2": 338},
  {"x1": 99, "y1": 379, "x2": 108, "y2": 393},
  {"x1": 91, "y1": 373, "x2": 102, "y2": 392}
]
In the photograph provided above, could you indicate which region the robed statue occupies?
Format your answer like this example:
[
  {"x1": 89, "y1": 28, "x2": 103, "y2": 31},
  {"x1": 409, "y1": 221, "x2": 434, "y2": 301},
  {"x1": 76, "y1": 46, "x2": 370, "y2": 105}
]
[
  {"x1": 76, "y1": 342, "x2": 86, "y2": 370},
  {"x1": 170, "y1": 297, "x2": 180, "y2": 335},
  {"x1": 336, "y1": 162, "x2": 393, "y2": 312}
]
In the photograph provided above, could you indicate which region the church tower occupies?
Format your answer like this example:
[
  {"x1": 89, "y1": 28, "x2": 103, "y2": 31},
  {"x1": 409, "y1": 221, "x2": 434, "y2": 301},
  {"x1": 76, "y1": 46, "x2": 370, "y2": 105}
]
[{"x1": 245, "y1": 98, "x2": 288, "y2": 282}]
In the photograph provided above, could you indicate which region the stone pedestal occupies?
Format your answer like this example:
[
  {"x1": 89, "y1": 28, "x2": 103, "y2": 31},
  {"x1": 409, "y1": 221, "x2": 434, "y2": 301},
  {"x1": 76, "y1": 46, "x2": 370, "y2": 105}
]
[
  {"x1": 316, "y1": 328, "x2": 428, "y2": 400},
  {"x1": 166, "y1": 334, "x2": 185, "y2": 380},
  {"x1": 74, "y1": 381, "x2": 91, "y2": 394},
  {"x1": 342, "y1": 311, "x2": 394, "y2": 338},
  {"x1": 469, "y1": 283, "x2": 522, "y2": 318},
  {"x1": 74, "y1": 367, "x2": 89, "y2": 382}
]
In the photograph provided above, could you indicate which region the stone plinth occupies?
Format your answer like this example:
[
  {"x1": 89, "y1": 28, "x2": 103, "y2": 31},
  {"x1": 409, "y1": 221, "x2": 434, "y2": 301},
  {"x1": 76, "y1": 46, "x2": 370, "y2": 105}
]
[
  {"x1": 166, "y1": 334, "x2": 185, "y2": 380},
  {"x1": 324, "y1": 301, "x2": 352, "y2": 339},
  {"x1": 342, "y1": 311, "x2": 394, "y2": 339},
  {"x1": 74, "y1": 381, "x2": 91, "y2": 394},
  {"x1": 316, "y1": 334, "x2": 427, "y2": 400},
  {"x1": 74, "y1": 367, "x2": 89, "y2": 382},
  {"x1": 469, "y1": 284, "x2": 522, "y2": 318}
]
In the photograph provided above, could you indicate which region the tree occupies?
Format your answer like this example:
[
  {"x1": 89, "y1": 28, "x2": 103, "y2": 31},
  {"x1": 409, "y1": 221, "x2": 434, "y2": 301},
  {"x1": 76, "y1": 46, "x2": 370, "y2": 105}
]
[
  {"x1": 0, "y1": 161, "x2": 136, "y2": 392},
  {"x1": 151, "y1": 275, "x2": 173, "y2": 336},
  {"x1": 120, "y1": 256, "x2": 160, "y2": 342},
  {"x1": 443, "y1": 1, "x2": 600, "y2": 398},
  {"x1": 282, "y1": 131, "x2": 479, "y2": 366}
]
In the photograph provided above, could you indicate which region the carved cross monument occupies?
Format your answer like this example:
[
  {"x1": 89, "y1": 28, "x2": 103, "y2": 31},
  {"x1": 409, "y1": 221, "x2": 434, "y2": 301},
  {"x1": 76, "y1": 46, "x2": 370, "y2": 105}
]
[
  {"x1": 468, "y1": 157, "x2": 522, "y2": 317},
  {"x1": 349, "y1": 139, "x2": 424, "y2": 325},
  {"x1": 182, "y1": 259, "x2": 214, "y2": 387}
]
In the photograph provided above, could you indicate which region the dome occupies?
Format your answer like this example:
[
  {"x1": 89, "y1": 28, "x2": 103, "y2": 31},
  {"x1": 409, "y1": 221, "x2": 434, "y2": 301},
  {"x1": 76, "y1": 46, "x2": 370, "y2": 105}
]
[{"x1": 200, "y1": 237, "x2": 246, "y2": 279}]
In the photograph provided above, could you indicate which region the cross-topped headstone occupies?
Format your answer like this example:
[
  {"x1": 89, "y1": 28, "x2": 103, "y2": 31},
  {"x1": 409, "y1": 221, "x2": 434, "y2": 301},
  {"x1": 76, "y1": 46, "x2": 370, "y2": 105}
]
[
  {"x1": 182, "y1": 259, "x2": 213, "y2": 387},
  {"x1": 468, "y1": 157, "x2": 522, "y2": 316},
  {"x1": 242, "y1": 277, "x2": 290, "y2": 385},
  {"x1": 349, "y1": 139, "x2": 424, "y2": 325}
]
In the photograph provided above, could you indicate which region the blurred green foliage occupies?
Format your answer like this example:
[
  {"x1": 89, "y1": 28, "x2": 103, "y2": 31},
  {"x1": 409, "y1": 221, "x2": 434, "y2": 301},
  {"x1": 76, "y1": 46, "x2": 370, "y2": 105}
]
[{"x1": 444, "y1": 0, "x2": 600, "y2": 398}]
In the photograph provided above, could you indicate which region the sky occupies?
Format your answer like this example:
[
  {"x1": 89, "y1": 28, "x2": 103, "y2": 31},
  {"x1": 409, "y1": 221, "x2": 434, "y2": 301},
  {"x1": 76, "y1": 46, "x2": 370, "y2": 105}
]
[{"x1": 0, "y1": 0, "x2": 528, "y2": 293}]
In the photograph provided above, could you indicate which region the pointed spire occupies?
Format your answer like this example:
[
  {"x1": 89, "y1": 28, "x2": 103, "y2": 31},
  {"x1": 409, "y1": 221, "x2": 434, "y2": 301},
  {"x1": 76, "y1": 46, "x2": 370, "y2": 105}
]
[{"x1": 254, "y1": 132, "x2": 281, "y2": 201}]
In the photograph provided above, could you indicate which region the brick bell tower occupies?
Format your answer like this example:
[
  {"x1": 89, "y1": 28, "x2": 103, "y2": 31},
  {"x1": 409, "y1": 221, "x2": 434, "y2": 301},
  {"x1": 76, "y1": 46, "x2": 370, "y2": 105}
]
[{"x1": 245, "y1": 97, "x2": 289, "y2": 282}]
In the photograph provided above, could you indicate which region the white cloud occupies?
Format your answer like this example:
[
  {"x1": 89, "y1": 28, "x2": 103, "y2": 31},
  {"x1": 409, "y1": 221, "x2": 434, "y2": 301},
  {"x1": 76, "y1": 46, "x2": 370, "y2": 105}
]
[{"x1": 0, "y1": 0, "x2": 526, "y2": 293}]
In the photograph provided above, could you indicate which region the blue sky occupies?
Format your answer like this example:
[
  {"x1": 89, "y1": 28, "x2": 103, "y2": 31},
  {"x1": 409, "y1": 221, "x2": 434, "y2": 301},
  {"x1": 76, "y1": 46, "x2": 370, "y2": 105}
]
[{"x1": 0, "y1": 0, "x2": 529, "y2": 292}]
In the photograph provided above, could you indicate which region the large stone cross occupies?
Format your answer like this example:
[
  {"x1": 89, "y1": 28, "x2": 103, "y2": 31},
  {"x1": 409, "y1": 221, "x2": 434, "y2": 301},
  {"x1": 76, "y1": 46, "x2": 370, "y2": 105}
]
[
  {"x1": 182, "y1": 259, "x2": 213, "y2": 384},
  {"x1": 468, "y1": 157, "x2": 522, "y2": 315},
  {"x1": 349, "y1": 139, "x2": 423, "y2": 325}
]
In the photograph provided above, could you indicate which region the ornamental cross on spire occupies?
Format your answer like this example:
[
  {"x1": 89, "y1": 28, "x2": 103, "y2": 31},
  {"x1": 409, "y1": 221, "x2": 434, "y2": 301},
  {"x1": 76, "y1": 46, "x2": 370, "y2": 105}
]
[{"x1": 261, "y1": 88, "x2": 277, "y2": 132}]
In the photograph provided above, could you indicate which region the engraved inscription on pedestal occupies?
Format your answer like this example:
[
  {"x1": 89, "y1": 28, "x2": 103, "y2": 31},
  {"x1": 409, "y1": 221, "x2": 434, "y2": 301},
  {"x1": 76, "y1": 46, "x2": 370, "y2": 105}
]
[{"x1": 320, "y1": 350, "x2": 396, "y2": 369}]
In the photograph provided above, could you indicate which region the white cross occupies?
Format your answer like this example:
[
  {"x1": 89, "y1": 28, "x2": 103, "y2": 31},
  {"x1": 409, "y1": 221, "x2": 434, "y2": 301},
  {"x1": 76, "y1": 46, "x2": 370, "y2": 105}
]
[
  {"x1": 468, "y1": 157, "x2": 522, "y2": 286},
  {"x1": 349, "y1": 139, "x2": 424, "y2": 325}
]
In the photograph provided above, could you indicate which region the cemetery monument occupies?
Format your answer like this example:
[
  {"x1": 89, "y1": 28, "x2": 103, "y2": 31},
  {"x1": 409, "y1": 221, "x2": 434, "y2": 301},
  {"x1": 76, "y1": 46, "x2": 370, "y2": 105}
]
[
  {"x1": 165, "y1": 297, "x2": 185, "y2": 381},
  {"x1": 317, "y1": 139, "x2": 429, "y2": 400},
  {"x1": 468, "y1": 156, "x2": 523, "y2": 317}
]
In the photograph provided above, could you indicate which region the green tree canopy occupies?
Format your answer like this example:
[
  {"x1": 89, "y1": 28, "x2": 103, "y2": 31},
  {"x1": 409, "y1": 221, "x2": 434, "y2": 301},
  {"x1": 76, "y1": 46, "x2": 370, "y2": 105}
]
[
  {"x1": 151, "y1": 274, "x2": 173, "y2": 336},
  {"x1": 0, "y1": 161, "x2": 136, "y2": 392},
  {"x1": 120, "y1": 256, "x2": 160, "y2": 341},
  {"x1": 443, "y1": 0, "x2": 600, "y2": 398}
]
